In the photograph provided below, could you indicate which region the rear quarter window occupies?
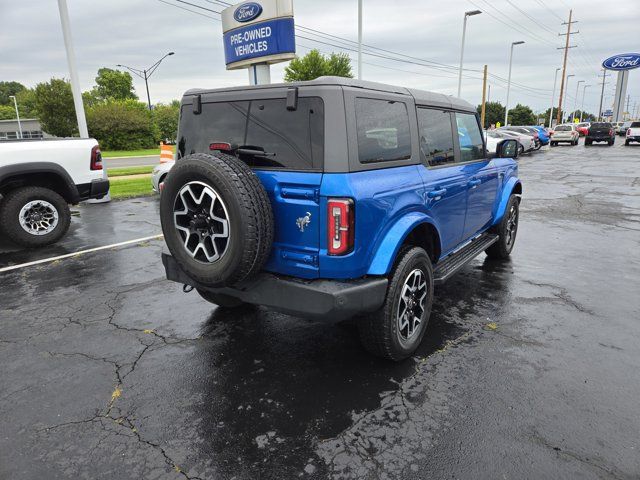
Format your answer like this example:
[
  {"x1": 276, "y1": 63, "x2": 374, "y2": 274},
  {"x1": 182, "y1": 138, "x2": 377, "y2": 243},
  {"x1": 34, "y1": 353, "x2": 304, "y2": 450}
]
[{"x1": 355, "y1": 98, "x2": 411, "y2": 163}]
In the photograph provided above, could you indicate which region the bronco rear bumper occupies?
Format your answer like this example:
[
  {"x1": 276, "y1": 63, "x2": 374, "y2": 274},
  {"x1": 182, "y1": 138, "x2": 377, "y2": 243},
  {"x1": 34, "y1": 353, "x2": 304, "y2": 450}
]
[{"x1": 162, "y1": 253, "x2": 388, "y2": 320}]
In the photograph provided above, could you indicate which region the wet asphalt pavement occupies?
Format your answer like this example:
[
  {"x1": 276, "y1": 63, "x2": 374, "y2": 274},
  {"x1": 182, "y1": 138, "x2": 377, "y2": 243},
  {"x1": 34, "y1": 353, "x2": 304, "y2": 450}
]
[{"x1": 1, "y1": 142, "x2": 639, "y2": 479}]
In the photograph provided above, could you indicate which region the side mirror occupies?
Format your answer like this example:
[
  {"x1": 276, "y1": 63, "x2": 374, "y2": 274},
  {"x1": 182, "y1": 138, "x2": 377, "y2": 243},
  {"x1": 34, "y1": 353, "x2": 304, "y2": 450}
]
[{"x1": 497, "y1": 139, "x2": 518, "y2": 159}]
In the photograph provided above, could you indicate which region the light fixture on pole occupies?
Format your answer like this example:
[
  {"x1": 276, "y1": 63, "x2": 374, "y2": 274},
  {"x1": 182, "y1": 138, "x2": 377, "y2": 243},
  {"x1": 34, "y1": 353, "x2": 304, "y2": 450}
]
[
  {"x1": 504, "y1": 40, "x2": 525, "y2": 126},
  {"x1": 117, "y1": 52, "x2": 175, "y2": 111},
  {"x1": 9, "y1": 95, "x2": 22, "y2": 139},
  {"x1": 572, "y1": 80, "x2": 584, "y2": 122},
  {"x1": 562, "y1": 74, "x2": 575, "y2": 122},
  {"x1": 579, "y1": 84, "x2": 591, "y2": 122},
  {"x1": 549, "y1": 67, "x2": 561, "y2": 127},
  {"x1": 457, "y1": 10, "x2": 482, "y2": 98}
]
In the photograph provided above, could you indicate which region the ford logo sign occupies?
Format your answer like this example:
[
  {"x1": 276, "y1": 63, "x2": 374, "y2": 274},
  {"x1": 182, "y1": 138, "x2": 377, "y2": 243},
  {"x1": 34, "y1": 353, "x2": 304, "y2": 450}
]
[
  {"x1": 602, "y1": 53, "x2": 640, "y2": 71},
  {"x1": 234, "y1": 2, "x2": 263, "y2": 22}
]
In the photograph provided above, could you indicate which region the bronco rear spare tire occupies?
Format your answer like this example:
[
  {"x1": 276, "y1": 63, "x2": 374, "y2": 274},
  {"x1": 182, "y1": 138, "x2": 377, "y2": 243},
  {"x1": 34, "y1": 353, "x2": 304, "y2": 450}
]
[{"x1": 160, "y1": 153, "x2": 273, "y2": 287}]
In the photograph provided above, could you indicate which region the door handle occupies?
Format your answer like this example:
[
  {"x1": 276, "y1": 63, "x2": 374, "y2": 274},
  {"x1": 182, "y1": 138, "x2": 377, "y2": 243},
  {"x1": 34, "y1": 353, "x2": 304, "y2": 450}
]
[
  {"x1": 427, "y1": 188, "x2": 447, "y2": 199},
  {"x1": 468, "y1": 179, "x2": 481, "y2": 189}
]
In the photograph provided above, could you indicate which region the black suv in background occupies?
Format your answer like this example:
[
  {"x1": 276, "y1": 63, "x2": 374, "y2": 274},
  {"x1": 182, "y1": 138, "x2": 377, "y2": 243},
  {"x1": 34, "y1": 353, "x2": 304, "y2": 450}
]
[{"x1": 585, "y1": 122, "x2": 615, "y2": 146}]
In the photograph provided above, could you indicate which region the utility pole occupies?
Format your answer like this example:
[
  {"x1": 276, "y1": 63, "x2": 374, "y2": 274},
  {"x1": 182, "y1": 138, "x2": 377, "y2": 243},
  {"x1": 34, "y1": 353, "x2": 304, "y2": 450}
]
[
  {"x1": 556, "y1": 9, "x2": 578, "y2": 126},
  {"x1": 597, "y1": 69, "x2": 610, "y2": 121},
  {"x1": 357, "y1": 0, "x2": 362, "y2": 80},
  {"x1": 626, "y1": 94, "x2": 631, "y2": 120},
  {"x1": 480, "y1": 65, "x2": 488, "y2": 128}
]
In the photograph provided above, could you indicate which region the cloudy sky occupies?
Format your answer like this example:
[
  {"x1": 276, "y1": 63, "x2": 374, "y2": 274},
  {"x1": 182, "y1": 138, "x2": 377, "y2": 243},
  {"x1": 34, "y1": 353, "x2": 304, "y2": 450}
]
[{"x1": 2, "y1": 0, "x2": 638, "y2": 115}]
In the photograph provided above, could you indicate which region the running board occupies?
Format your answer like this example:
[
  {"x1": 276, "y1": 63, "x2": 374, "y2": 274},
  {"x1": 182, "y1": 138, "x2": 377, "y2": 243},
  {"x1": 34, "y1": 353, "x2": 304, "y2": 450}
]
[{"x1": 434, "y1": 233, "x2": 499, "y2": 285}]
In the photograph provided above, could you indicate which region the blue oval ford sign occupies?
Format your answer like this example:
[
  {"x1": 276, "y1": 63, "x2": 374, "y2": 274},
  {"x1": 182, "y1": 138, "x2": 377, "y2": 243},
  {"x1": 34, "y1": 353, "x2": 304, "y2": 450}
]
[
  {"x1": 602, "y1": 53, "x2": 640, "y2": 71},
  {"x1": 234, "y1": 2, "x2": 263, "y2": 22}
]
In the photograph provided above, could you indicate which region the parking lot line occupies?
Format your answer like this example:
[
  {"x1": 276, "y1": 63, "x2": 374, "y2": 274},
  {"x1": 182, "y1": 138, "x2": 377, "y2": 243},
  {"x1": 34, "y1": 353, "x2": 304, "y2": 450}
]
[{"x1": 0, "y1": 234, "x2": 164, "y2": 273}]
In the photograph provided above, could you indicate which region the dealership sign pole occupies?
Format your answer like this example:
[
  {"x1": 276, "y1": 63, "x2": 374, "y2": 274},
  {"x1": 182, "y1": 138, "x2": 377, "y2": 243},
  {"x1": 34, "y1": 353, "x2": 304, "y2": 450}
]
[
  {"x1": 221, "y1": 0, "x2": 296, "y2": 85},
  {"x1": 602, "y1": 53, "x2": 640, "y2": 122}
]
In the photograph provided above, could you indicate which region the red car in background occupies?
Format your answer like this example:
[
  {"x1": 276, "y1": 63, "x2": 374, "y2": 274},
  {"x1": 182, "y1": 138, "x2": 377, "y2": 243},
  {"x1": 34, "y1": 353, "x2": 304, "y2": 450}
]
[{"x1": 576, "y1": 123, "x2": 590, "y2": 136}]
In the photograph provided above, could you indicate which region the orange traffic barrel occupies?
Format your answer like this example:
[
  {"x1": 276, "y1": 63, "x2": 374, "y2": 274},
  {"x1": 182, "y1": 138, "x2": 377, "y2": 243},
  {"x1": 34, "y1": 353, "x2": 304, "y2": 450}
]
[{"x1": 160, "y1": 142, "x2": 173, "y2": 163}]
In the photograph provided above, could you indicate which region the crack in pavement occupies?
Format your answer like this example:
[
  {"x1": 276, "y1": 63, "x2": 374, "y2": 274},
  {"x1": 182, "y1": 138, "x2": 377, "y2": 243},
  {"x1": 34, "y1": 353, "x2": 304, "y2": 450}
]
[{"x1": 521, "y1": 279, "x2": 595, "y2": 315}]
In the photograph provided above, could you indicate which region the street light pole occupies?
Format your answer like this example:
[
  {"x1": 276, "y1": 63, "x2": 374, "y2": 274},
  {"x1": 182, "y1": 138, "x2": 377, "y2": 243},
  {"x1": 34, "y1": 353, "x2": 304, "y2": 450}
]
[
  {"x1": 357, "y1": 0, "x2": 362, "y2": 80},
  {"x1": 504, "y1": 40, "x2": 525, "y2": 126},
  {"x1": 457, "y1": 10, "x2": 482, "y2": 98},
  {"x1": 9, "y1": 95, "x2": 22, "y2": 139},
  {"x1": 562, "y1": 74, "x2": 575, "y2": 122},
  {"x1": 117, "y1": 52, "x2": 175, "y2": 110},
  {"x1": 573, "y1": 80, "x2": 584, "y2": 122},
  {"x1": 579, "y1": 84, "x2": 591, "y2": 122},
  {"x1": 549, "y1": 67, "x2": 561, "y2": 127},
  {"x1": 57, "y1": 0, "x2": 88, "y2": 138}
]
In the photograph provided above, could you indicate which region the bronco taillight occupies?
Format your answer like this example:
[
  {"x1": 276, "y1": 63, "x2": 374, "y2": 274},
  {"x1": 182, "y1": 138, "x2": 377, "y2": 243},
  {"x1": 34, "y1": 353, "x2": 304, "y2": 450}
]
[
  {"x1": 328, "y1": 198, "x2": 354, "y2": 256},
  {"x1": 90, "y1": 145, "x2": 103, "y2": 170}
]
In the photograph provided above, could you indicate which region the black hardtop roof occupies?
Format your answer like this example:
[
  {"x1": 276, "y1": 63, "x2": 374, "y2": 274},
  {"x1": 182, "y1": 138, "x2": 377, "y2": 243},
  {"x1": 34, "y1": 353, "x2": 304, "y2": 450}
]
[{"x1": 183, "y1": 76, "x2": 475, "y2": 112}]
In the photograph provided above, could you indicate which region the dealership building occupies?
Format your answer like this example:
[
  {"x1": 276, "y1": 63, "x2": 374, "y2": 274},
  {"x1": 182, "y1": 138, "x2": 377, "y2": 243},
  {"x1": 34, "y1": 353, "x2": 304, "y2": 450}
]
[{"x1": 0, "y1": 118, "x2": 51, "y2": 140}]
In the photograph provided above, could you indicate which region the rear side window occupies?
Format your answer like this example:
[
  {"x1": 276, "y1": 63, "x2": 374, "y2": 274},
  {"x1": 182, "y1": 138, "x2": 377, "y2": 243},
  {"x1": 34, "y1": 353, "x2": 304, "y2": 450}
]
[
  {"x1": 417, "y1": 108, "x2": 455, "y2": 167},
  {"x1": 355, "y1": 98, "x2": 411, "y2": 163},
  {"x1": 455, "y1": 112, "x2": 484, "y2": 162},
  {"x1": 178, "y1": 97, "x2": 324, "y2": 170}
]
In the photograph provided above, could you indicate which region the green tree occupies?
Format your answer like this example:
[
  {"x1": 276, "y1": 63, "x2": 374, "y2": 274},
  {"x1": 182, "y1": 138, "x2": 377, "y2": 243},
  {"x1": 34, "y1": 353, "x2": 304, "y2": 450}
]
[
  {"x1": 91, "y1": 68, "x2": 137, "y2": 102},
  {"x1": 476, "y1": 101, "x2": 505, "y2": 128},
  {"x1": 284, "y1": 49, "x2": 353, "y2": 82},
  {"x1": 153, "y1": 100, "x2": 180, "y2": 143},
  {"x1": 33, "y1": 78, "x2": 78, "y2": 137},
  {"x1": 0, "y1": 81, "x2": 26, "y2": 105},
  {"x1": 87, "y1": 99, "x2": 157, "y2": 150},
  {"x1": 507, "y1": 103, "x2": 536, "y2": 126},
  {"x1": 0, "y1": 105, "x2": 16, "y2": 120}
]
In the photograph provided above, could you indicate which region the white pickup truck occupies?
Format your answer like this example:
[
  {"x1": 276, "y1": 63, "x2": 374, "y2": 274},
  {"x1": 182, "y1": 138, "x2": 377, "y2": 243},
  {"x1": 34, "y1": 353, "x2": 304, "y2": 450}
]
[
  {"x1": 625, "y1": 121, "x2": 640, "y2": 146},
  {"x1": 0, "y1": 138, "x2": 109, "y2": 247}
]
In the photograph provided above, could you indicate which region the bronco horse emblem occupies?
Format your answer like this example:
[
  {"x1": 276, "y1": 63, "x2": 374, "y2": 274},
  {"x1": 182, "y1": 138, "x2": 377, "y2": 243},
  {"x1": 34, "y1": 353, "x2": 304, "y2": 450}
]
[{"x1": 296, "y1": 212, "x2": 312, "y2": 232}]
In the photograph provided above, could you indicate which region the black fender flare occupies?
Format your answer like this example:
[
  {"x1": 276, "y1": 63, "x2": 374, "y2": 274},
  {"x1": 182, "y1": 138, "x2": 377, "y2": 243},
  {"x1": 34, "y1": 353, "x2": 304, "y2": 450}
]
[{"x1": 0, "y1": 162, "x2": 80, "y2": 203}]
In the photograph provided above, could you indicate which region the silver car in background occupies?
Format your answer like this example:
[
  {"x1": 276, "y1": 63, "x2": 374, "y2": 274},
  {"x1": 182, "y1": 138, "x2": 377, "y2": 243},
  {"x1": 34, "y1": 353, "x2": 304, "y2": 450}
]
[
  {"x1": 488, "y1": 129, "x2": 535, "y2": 154},
  {"x1": 550, "y1": 124, "x2": 579, "y2": 146},
  {"x1": 151, "y1": 161, "x2": 174, "y2": 193}
]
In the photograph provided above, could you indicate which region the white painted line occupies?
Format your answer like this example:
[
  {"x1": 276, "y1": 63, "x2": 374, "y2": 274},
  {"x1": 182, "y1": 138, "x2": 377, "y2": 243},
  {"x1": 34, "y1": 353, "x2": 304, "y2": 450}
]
[{"x1": 0, "y1": 234, "x2": 164, "y2": 273}]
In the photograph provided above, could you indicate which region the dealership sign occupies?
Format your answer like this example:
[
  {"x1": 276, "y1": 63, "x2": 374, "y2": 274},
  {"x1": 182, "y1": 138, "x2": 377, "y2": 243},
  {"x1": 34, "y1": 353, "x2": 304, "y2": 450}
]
[
  {"x1": 221, "y1": 0, "x2": 296, "y2": 70},
  {"x1": 602, "y1": 53, "x2": 640, "y2": 71}
]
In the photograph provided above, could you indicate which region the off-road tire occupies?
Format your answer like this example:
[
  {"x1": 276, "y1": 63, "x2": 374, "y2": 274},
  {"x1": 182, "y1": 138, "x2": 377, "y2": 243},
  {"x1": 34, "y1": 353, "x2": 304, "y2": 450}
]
[
  {"x1": 358, "y1": 246, "x2": 434, "y2": 361},
  {"x1": 0, "y1": 186, "x2": 70, "y2": 247},
  {"x1": 197, "y1": 289, "x2": 245, "y2": 308},
  {"x1": 486, "y1": 194, "x2": 519, "y2": 259},
  {"x1": 625, "y1": 140, "x2": 630, "y2": 146},
  {"x1": 160, "y1": 153, "x2": 274, "y2": 287}
]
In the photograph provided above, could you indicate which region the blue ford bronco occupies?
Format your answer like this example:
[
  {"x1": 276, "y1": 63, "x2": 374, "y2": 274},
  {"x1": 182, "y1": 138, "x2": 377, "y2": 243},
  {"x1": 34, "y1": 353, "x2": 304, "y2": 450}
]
[{"x1": 160, "y1": 77, "x2": 522, "y2": 360}]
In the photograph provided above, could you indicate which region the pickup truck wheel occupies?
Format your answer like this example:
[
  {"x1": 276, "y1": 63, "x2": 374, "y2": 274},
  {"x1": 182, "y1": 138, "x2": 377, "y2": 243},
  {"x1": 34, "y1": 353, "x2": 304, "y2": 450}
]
[
  {"x1": 0, "y1": 186, "x2": 70, "y2": 247},
  {"x1": 197, "y1": 289, "x2": 245, "y2": 308},
  {"x1": 486, "y1": 195, "x2": 519, "y2": 259},
  {"x1": 358, "y1": 246, "x2": 434, "y2": 361},
  {"x1": 160, "y1": 153, "x2": 274, "y2": 287}
]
